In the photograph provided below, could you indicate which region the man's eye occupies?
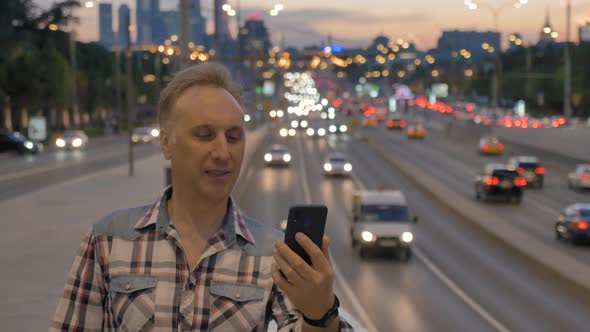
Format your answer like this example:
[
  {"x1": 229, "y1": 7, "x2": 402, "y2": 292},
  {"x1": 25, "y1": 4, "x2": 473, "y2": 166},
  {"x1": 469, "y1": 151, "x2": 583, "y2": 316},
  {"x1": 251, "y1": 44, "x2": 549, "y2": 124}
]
[{"x1": 194, "y1": 132, "x2": 213, "y2": 140}]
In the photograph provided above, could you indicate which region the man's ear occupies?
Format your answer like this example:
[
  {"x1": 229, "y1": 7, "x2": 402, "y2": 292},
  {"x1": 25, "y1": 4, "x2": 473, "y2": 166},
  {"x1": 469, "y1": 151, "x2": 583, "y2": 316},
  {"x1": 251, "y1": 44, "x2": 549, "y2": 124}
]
[{"x1": 160, "y1": 127, "x2": 174, "y2": 161}]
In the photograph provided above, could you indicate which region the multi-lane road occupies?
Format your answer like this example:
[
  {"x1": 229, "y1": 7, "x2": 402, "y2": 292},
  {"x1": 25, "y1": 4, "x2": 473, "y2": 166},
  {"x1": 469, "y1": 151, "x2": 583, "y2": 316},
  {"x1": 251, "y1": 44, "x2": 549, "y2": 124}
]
[{"x1": 1, "y1": 119, "x2": 590, "y2": 331}]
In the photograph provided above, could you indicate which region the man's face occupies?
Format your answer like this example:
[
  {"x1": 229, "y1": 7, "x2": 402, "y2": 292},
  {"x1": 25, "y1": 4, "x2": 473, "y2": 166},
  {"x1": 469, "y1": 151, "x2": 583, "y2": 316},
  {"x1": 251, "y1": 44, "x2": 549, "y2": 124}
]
[{"x1": 160, "y1": 85, "x2": 245, "y2": 202}]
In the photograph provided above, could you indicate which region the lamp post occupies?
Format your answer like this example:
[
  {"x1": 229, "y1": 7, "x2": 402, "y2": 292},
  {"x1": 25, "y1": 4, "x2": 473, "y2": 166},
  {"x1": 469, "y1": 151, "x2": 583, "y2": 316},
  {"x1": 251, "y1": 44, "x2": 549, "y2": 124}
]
[
  {"x1": 465, "y1": 0, "x2": 528, "y2": 109},
  {"x1": 564, "y1": 0, "x2": 572, "y2": 118}
]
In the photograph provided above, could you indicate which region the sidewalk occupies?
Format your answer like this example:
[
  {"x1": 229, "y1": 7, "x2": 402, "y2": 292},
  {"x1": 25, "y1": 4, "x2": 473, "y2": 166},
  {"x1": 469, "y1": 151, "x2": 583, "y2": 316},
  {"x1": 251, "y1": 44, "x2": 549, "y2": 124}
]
[{"x1": 0, "y1": 125, "x2": 269, "y2": 331}]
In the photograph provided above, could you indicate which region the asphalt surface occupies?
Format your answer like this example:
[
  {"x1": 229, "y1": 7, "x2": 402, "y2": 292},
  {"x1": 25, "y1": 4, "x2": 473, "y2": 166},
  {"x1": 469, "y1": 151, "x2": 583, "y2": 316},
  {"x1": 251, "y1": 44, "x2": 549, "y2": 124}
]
[
  {"x1": 362, "y1": 111, "x2": 590, "y2": 268},
  {"x1": 236, "y1": 125, "x2": 590, "y2": 331},
  {"x1": 3, "y1": 122, "x2": 590, "y2": 331}
]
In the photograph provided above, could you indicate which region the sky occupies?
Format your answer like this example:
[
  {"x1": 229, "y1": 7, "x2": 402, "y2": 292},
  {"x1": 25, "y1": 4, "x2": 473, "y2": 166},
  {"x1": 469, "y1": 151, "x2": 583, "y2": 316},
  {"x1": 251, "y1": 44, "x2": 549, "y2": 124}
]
[{"x1": 37, "y1": 0, "x2": 590, "y2": 50}]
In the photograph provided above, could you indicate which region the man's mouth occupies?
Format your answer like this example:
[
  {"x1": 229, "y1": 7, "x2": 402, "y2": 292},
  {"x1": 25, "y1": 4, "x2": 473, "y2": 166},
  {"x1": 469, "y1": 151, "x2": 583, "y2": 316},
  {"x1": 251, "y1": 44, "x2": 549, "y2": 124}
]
[{"x1": 206, "y1": 170, "x2": 231, "y2": 176}]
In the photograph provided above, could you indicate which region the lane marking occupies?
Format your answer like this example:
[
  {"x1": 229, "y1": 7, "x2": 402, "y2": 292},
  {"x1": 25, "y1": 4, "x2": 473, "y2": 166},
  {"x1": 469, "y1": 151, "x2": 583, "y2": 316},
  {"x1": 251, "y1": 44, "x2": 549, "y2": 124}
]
[
  {"x1": 295, "y1": 135, "x2": 378, "y2": 332},
  {"x1": 349, "y1": 142, "x2": 511, "y2": 332}
]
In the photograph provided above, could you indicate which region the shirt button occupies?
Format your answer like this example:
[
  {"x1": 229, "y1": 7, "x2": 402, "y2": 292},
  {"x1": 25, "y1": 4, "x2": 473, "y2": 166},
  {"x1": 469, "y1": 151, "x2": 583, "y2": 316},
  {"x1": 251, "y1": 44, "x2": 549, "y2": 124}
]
[
  {"x1": 125, "y1": 283, "x2": 131, "y2": 291},
  {"x1": 235, "y1": 293, "x2": 241, "y2": 299}
]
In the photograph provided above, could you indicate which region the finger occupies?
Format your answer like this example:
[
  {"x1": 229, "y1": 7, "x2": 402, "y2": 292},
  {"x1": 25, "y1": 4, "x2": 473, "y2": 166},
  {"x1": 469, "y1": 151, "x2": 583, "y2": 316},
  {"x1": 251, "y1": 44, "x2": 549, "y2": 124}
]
[
  {"x1": 321, "y1": 236, "x2": 332, "y2": 266},
  {"x1": 295, "y1": 233, "x2": 329, "y2": 270},
  {"x1": 275, "y1": 241, "x2": 315, "y2": 279},
  {"x1": 271, "y1": 262, "x2": 295, "y2": 294},
  {"x1": 273, "y1": 248, "x2": 305, "y2": 286}
]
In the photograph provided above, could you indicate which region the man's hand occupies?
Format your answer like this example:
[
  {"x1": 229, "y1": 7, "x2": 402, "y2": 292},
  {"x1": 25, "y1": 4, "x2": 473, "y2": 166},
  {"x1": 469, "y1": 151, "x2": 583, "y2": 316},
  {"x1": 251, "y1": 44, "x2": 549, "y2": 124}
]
[{"x1": 271, "y1": 233, "x2": 335, "y2": 319}]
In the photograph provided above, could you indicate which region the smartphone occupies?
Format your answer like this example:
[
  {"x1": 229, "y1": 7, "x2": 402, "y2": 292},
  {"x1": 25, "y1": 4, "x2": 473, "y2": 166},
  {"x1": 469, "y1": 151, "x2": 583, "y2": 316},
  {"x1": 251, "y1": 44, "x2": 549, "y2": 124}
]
[{"x1": 284, "y1": 204, "x2": 328, "y2": 265}]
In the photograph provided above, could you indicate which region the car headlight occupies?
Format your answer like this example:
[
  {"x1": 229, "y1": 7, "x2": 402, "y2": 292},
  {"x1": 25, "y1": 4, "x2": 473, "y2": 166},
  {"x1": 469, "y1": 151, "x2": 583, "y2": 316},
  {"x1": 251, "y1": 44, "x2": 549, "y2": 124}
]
[
  {"x1": 24, "y1": 141, "x2": 34, "y2": 150},
  {"x1": 324, "y1": 163, "x2": 333, "y2": 172},
  {"x1": 56, "y1": 138, "x2": 65, "y2": 148},
  {"x1": 339, "y1": 125, "x2": 348, "y2": 133},
  {"x1": 283, "y1": 154, "x2": 291, "y2": 162},
  {"x1": 264, "y1": 153, "x2": 272, "y2": 162},
  {"x1": 142, "y1": 137, "x2": 149, "y2": 142},
  {"x1": 132, "y1": 135, "x2": 139, "y2": 142},
  {"x1": 301, "y1": 120, "x2": 308, "y2": 128},
  {"x1": 329, "y1": 125, "x2": 337, "y2": 133},
  {"x1": 280, "y1": 128, "x2": 288, "y2": 137},
  {"x1": 151, "y1": 129, "x2": 160, "y2": 137},
  {"x1": 288, "y1": 129, "x2": 296, "y2": 137},
  {"x1": 344, "y1": 163, "x2": 352, "y2": 172},
  {"x1": 72, "y1": 138, "x2": 82, "y2": 147},
  {"x1": 402, "y1": 232, "x2": 413, "y2": 243},
  {"x1": 306, "y1": 128, "x2": 315, "y2": 136},
  {"x1": 291, "y1": 120, "x2": 299, "y2": 128},
  {"x1": 361, "y1": 231, "x2": 376, "y2": 242},
  {"x1": 318, "y1": 128, "x2": 326, "y2": 136}
]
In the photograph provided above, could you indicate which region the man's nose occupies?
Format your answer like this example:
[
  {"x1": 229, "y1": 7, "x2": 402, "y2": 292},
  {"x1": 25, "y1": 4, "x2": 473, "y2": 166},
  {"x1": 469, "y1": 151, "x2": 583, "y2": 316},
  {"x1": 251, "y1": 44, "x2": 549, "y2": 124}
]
[{"x1": 211, "y1": 136, "x2": 230, "y2": 161}]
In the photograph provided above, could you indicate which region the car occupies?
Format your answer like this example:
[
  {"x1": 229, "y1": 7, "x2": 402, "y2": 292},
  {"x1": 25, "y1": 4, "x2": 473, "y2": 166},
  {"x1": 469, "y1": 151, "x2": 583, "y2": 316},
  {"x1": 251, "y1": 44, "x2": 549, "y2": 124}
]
[
  {"x1": 279, "y1": 128, "x2": 296, "y2": 138},
  {"x1": 386, "y1": 115, "x2": 406, "y2": 130},
  {"x1": 132, "y1": 127, "x2": 158, "y2": 144},
  {"x1": 407, "y1": 124, "x2": 426, "y2": 139},
  {"x1": 507, "y1": 156, "x2": 546, "y2": 188},
  {"x1": 362, "y1": 116, "x2": 377, "y2": 128},
  {"x1": 55, "y1": 130, "x2": 89, "y2": 149},
  {"x1": 323, "y1": 152, "x2": 353, "y2": 176},
  {"x1": 568, "y1": 164, "x2": 590, "y2": 190},
  {"x1": 475, "y1": 163, "x2": 527, "y2": 204},
  {"x1": 350, "y1": 190, "x2": 418, "y2": 261},
  {"x1": 0, "y1": 129, "x2": 43, "y2": 154},
  {"x1": 555, "y1": 204, "x2": 590, "y2": 244},
  {"x1": 478, "y1": 136, "x2": 504, "y2": 155},
  {"x1": 264, "y1": 144, "x2": 291, "y2": 166},
  {"x1": 306, "y1": 126, "x2": 326, "y2": 137},
  {"x1": 328, "y1": 123, "x2": 348, "y2": 134}
]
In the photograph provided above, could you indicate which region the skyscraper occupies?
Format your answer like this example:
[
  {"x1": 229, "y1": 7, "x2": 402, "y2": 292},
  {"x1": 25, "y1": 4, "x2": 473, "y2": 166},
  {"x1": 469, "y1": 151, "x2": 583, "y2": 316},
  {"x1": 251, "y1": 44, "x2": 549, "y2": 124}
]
[
  {"x1": 538, "y1": 5, "x2": 557, "y2": 46},
  {"x1": 239, "y1": 14, "x2": 271, "y2": 57},
  {"x1": 136, "y1": 0, "x2": 160, "y2": 44},
  {"x1": 118, "y1": 4, "x2": 130, "y2": 47},
  {"x1": 98, "y1": 3, "x2": 114, "y2": 48},
  {"x1": 190, "y1": 0, "x2": 207, "y2": 46},
  {"x1": 213, "y1": 0, "x2": 231, "y2": 45},
  {"x1": 580, "y1": 21, "x2": 590, "y2": 43}
]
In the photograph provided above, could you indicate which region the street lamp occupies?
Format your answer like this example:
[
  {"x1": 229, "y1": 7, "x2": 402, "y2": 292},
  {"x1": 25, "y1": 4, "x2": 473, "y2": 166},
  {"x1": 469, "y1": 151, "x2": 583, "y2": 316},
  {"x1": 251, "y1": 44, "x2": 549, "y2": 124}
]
[{"x1": 464, "y1": 0, "x2": 528, "y2": 109}]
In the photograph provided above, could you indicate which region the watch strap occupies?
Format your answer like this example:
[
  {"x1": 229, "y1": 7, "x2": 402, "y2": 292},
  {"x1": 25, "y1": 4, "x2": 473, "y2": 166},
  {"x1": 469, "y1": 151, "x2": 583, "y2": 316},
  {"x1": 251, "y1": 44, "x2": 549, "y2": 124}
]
[{"x1": 301, "y1": 295, "x2": 340, "y2": 328}]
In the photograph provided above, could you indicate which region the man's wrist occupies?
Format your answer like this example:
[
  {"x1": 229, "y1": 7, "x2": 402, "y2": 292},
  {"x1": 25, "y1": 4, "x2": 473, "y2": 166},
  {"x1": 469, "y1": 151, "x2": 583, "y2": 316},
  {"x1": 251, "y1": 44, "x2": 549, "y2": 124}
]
[{"x1": 300, "y1": 294, "x2": 337, "y2": 319}]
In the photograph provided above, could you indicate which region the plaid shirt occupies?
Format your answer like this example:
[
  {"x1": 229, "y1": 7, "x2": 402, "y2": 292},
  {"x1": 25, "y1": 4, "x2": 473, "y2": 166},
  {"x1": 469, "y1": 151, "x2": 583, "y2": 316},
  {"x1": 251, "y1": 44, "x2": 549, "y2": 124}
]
[{"x1": 51, "y1": 187, "x2": 353, "y2": 331}]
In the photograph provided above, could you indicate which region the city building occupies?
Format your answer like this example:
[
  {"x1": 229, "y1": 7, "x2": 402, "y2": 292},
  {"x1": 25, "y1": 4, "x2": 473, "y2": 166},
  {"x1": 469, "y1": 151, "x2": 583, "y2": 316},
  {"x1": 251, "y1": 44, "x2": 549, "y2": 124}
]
[
  {"x1": 538, "y1": 5, "x2": 558, "y2": 47},
  {"x1": 432, "y1": 30, "x2": 500, "y2": 63},
  {"x1": 579, "y1": 21, "x2": 590, "y2": 43},
  {"x1": 136, "y1": 0, "x2": 160, "y2": 45},
  {"x1": 238, "y1": 14, "x2": 271, "y2": 57},
  {"x1": 98, "y1": 3, "x2": 114, "y2": 49},
  {"x1": 190, "y1": 0, "x2": 207, "y2": 46},
  {"x1": 117, "y1": 4, "x2": 130, "y2": 47},
  {"x1": 159, "y1": 11, "x2": 180, "y2": 44},
  {"x1": 213, "y1": 0, "x2": 232, "y2": 46}
]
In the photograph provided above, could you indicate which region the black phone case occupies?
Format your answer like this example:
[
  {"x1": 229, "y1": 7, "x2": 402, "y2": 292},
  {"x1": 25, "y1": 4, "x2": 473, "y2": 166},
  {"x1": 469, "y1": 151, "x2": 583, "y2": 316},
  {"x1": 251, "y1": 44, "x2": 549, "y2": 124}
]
[{"x1": 284, "y1": 204, "x2": 328, "y2": 265}]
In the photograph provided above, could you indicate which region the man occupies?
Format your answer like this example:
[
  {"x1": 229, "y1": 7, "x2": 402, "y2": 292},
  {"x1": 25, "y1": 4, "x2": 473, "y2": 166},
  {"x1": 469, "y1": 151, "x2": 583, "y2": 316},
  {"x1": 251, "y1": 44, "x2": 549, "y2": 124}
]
[{"x1": 51, "y1": 63, "x2": 353, "y2": 331}]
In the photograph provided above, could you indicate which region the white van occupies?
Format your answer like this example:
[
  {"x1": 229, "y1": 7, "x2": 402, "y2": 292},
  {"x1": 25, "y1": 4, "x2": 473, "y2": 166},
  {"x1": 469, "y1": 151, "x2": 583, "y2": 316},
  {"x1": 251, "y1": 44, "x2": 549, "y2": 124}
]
[{"x1": 350, "y1": 190, "x2": 418, "y2": 261}]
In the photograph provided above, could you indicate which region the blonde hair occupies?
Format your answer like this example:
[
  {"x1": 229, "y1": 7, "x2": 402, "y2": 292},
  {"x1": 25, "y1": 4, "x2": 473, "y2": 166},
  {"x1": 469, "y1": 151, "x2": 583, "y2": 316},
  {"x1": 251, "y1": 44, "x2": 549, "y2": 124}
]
[{"x1": 158, "y1": 63, "x2": 243, "y2": 129}]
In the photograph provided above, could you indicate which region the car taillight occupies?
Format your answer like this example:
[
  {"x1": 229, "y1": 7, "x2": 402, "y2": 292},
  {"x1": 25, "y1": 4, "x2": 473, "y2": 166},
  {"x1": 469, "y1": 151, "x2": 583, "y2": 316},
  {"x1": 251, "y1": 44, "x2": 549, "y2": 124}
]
[
  {"x1": 514, "y1": 177, "x2": 527, "y2": 187},
  {"x1": 387, "y1": 120, "x2": 393, "y2": 127},
  {"x1": 498, "y1": 143, "x2": 504, "y2": 150},
  {"x1": 400, "y1": 120, "x2": 406, "y2": 127},
  {"x1": 409, "y1": 129, "x2": 415, "y2": 135},
  {"x1": 577, "y1": 221, "x2": 589, "y2": 230},
  {"x1": 581, "y1": 174, "x2": 590, "y2": 180},
  {"x1": 485, "y1": 176, "x2": 500, "y2": 186},
  {"x1": 482, "y1": 144, "x2": 489, "y2": 150},
  {"x1": 517, "y1": 167, "x2": 525, "y2": 174},
  {"x1": 535, "y1": 167, "x2": 545, "y2": 175}
]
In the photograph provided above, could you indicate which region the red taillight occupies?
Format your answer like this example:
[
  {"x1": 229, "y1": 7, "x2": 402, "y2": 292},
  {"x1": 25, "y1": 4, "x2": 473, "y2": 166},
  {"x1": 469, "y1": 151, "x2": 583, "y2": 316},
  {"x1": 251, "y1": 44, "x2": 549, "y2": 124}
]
[
  {"x1": 482, "y1": 144, "x2": 489, "y2": 150},
  {"x1": 535, "y1": 167, "x2": 545, "y2": 175},
  {"x1": 581, "y1": 174, "x2": 590, "y2": 180},
  {"x1": 485, "y1": 176, "x2": 500, "y2": 186},
  {"x1": 400, "y1": 120, "x2": 406, "y2": 127},
  {"x1": 517, "y1": 167, "x2": 525, "y2": 174},
  {"x1": 387, "y1": 120, "x2": 393, "y2": 128},
  {"x1": 498, "y1": 143, "x2": 504, "y2": 150},
  {"x1": 409, "y1": 129, "x2": 415, "y2": 135},
  {"x1": 514, "y1": 177, "x2": 527, "y2": 187},
  {"x1": 577, "y1": 221, "x2": 589, "y2": 230}
]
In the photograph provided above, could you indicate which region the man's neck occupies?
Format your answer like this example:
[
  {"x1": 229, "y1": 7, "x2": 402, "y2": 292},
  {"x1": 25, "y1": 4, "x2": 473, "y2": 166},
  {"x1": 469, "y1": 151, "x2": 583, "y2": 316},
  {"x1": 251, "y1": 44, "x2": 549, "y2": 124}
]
[{"x1": 168, "y1": 186, "x2": 228, "y2": 240}]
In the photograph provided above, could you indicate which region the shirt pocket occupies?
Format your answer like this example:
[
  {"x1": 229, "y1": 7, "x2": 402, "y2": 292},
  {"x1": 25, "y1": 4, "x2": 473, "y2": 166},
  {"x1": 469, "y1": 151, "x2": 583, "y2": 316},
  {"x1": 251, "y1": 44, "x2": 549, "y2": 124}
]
[
  {"x1": 110, "y1": 275, "x2": 158, "y2": 331},
  {"x1": 208, "y1": 281, "x2": 266, "y2": 331}
]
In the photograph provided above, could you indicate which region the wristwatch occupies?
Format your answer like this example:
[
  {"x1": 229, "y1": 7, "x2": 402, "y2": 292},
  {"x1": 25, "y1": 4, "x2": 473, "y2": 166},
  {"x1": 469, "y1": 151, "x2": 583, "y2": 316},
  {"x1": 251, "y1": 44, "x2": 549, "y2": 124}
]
[{"x1": 301, "y1": 295, "x2": 340, "y2": 328}]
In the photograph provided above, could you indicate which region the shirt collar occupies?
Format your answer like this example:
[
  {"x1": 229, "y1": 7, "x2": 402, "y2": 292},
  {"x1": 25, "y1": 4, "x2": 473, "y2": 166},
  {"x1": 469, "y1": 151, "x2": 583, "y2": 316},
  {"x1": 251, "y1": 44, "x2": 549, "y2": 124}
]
[{"x1": 134, "y1": 186, "x2": 255, "y2": 245}]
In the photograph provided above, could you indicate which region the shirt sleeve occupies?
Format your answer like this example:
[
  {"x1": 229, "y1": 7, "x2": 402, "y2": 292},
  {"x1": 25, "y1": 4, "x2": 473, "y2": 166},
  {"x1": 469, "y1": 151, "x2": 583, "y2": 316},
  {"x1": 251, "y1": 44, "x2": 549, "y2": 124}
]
[
  {"x1": 268, "y1": 285, "x2": 355, "y2": 331},
  {"x1": 50, "y1": 228, "x2": 107, "y2": 331}
]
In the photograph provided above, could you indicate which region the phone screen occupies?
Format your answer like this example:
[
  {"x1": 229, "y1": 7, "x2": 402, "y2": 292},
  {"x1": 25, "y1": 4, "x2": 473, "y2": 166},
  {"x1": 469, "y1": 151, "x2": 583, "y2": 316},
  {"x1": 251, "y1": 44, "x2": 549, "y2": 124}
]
[{"x1": 284, "y1": 204, "x2": 328, "y2": 265}]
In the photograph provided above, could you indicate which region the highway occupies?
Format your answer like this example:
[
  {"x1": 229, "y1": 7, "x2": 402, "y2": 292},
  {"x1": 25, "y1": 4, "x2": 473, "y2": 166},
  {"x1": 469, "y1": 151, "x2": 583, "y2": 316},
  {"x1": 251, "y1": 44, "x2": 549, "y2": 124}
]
[{"x1": 2, "y1": 121, "x2": 590, "y2": 331}]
